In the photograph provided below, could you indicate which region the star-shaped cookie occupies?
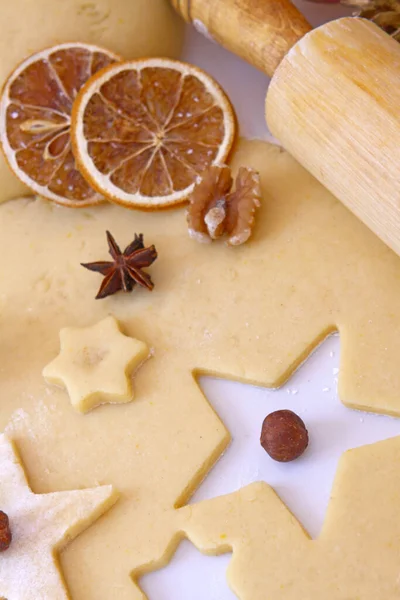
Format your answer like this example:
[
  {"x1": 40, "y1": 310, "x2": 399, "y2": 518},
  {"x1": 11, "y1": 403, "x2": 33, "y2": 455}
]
[
  {"x1": 0, "y1": 434, "x2": 118, "y2": 600},
  {"x1": 43, "y1": 315, "x2": 150, "y2": 413}
]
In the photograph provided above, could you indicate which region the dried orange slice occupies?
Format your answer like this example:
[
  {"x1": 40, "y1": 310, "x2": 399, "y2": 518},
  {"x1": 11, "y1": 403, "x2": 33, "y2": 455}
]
[
  {"x1": 0, "y1": 43, "x2": 120, "y2": 207},
  {"x1": 71, "y1": 58, "x2": 236, "y2": 210}
]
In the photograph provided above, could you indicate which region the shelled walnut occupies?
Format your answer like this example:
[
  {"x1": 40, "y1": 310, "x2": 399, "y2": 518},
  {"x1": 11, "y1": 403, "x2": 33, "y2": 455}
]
[{"x1": 187, "y1": 165, "x2": 262, "y2": 246}]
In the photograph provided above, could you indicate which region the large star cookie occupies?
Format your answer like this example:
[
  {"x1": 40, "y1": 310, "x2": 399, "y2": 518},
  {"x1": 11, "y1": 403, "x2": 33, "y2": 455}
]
[
  {"x1": 43, "y1": 315, "x2": 150, "y2": 413},
  {"x1": 0, "y1": 434, "x2": 118, "y2": 600}
]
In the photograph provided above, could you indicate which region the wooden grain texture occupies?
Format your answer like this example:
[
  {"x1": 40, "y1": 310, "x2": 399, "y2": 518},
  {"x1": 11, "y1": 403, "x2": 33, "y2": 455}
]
[
  {"x1": 170, "y1": 0, "x2": 311, "y2": 77},
  {"x1": 266, "y1": 17, "x2": 400, "y2": 257}
]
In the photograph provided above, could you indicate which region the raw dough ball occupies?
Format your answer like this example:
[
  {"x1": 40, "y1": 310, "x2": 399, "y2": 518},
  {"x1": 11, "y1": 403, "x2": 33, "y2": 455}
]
[{"x1": 0, "y1": 0, "x2": 184, "y2": 203}]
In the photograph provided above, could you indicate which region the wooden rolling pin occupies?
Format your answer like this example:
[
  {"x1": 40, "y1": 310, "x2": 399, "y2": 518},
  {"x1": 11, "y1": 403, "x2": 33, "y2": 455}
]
[{"x1": 170, "y1": 0, "x2": 400, "y2": 258}]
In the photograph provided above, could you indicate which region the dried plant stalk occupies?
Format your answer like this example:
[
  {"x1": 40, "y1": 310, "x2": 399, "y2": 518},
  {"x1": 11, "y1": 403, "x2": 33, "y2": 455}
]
[{"x1": 342, "y1": 0, "x2": 400, "y2": 40}]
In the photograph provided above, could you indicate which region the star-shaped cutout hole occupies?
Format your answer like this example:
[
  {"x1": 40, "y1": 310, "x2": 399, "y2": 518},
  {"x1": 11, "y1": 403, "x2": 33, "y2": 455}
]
[
  {"x1": 43, "y1": 315, "x2": 150, "y2": 413},
  {"x1": 139, "y1": 335, "x2": 400, "y2": 600},
  {"x1": 193, "y1": 334, "x2": 400, "y2": 538},
  {"x1": 0, "y1": 434, "x2": 118, "y2": 599}
]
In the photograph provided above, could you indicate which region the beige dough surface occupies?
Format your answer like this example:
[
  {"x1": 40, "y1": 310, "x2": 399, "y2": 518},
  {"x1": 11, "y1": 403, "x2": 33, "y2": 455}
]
[
  {"x1": 2, "y1": 138, "x2": 400, "y2": 597},
  {"x1": 180, "y1": 436, "x2": 400, "y2": 599},
  {"x1": 0, "y1": 0, "x2": 183, "y2": 203}
]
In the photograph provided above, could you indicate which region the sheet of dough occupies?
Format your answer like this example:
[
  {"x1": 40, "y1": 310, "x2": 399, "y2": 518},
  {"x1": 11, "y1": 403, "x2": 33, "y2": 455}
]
[
  {"x1": 1, "y1": 139, "x2": 400, "y2": 598},
  {"x1": 0, "y1": 0, "x2": 184, "y2": 203}
]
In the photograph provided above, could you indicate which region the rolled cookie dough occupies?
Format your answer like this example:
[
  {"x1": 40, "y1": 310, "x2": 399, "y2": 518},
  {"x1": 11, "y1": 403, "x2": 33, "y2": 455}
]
[
  {"x1": 0, "y1": 0, "x2": 184, "y2": 202},
  {"x1": 1, "y1": 139, "x2": 400, "y2": 598},
  {"x1": 180, "y1": 436, "x2": 400, "y2": 599}
]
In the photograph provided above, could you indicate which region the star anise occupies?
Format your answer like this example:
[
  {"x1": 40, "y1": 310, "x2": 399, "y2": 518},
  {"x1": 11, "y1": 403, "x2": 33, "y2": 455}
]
[{"x1": 82, "y1": 231, "x2": 157, "y2": 300}]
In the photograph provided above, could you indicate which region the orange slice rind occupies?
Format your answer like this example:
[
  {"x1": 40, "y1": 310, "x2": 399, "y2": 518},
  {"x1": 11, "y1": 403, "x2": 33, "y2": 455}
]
[
  {"x1": 71, "y1": 58, "x2": 236, "y2": 210},
  {"x1": 0, "y1": 43, "x2": 121, "y2": 207}
]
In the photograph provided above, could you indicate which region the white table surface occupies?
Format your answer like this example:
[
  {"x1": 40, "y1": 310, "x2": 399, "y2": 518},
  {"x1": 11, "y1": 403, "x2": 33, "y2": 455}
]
[{"x1": 141, "y1": 3, "x2": 400, "y2": 599}]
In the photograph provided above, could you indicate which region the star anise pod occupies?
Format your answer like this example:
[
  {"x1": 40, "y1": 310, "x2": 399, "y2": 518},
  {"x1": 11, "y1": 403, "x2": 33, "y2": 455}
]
[{"x1": 82, "y1": 231, "x2": 157, "y2": 300}]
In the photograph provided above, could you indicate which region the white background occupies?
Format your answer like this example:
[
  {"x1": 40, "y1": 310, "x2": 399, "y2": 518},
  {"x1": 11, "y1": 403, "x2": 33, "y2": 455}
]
[{"x1": 141, "y1": 3, "x2": 400, "y2": 599}]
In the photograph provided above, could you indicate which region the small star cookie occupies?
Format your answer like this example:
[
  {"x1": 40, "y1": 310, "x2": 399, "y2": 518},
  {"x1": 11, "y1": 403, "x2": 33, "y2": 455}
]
[
  {"x1": 43, "y1": 315, "x2": 150, "y2": 413},
  {"x1": 0, "y1": 434, "x2": 118, "y2": 599}
]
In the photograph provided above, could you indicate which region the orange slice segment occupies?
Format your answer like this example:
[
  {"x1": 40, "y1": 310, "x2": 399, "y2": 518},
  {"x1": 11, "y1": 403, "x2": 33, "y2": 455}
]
[
  {"x1": 71, "y1": 58, "x2": 236, "y2": 210},
  {"x1": 0, "y1": 43, "x2": 120, "y2": 207}
]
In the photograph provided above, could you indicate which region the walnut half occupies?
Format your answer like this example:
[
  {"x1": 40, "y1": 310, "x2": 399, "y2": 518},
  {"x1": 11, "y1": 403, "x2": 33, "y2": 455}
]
[
  {"x1": 187, "y1": 165, "x2": 261, "y2": 246},
  {"x1": 187, "y1": 166, "x2": 232, "y2": 244}
]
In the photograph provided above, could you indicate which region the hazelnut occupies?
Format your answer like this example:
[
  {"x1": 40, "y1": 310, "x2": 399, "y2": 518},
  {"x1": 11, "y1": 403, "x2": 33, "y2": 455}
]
[
  {"x1": 260, "y1": 410, "x2": 309, "y2": 462},
  {"x1": 0, "y1": 510, "x2": 11, "y2": 551}
]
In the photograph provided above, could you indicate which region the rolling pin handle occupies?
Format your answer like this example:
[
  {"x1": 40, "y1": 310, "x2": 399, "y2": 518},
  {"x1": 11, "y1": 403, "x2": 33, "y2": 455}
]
[{"x1": 170, "y1": 0, "x2": 312, "y2": 78}]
